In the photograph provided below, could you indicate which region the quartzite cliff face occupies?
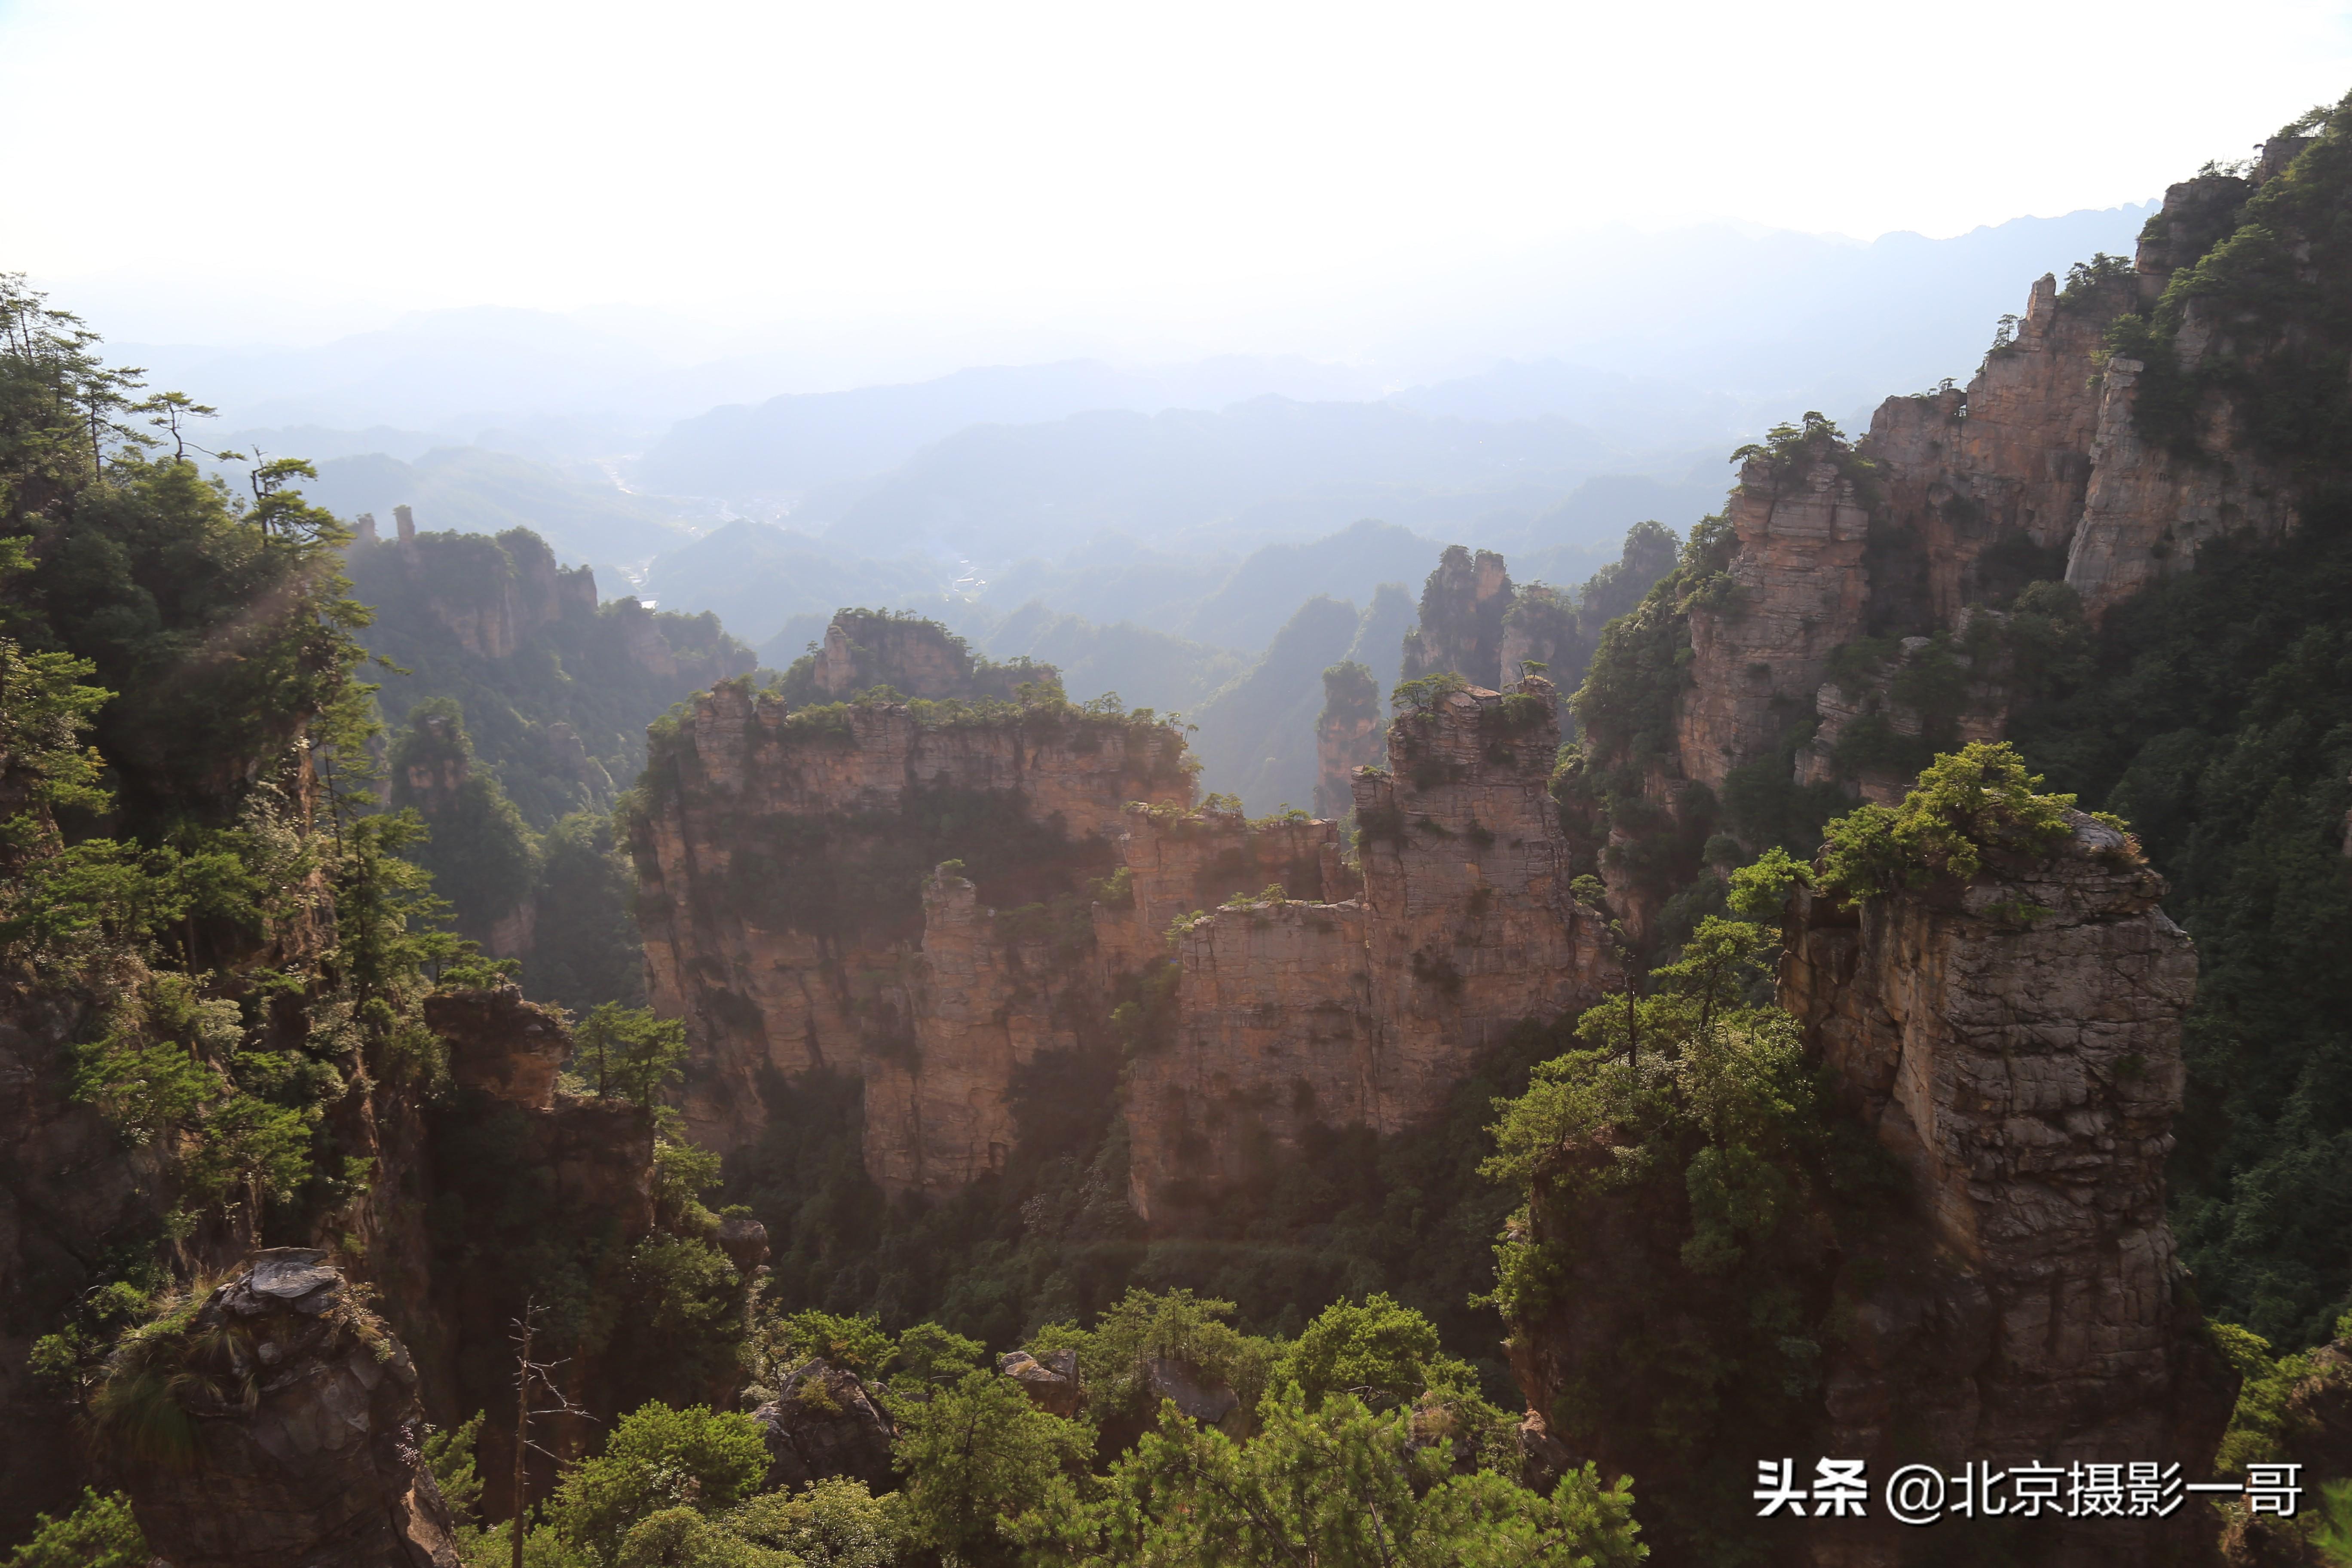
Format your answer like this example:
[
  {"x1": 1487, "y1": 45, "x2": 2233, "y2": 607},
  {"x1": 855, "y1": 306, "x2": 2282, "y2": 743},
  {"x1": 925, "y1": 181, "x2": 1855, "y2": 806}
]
[
  {"x1": 1779, "y1": 817, "x2": 2232, "y2": 1566},
  {"x1": 1503, "y1": 816, "x2": 2233, "y2": 1568},
  {"x1": 632, "y1": 665, "x2": 1620, "y2": 1215},
  {"x1": 1125, "y1": 678, "x2": 1618, "y2": 1223},
  {"x1": 1577, "y1": 142, "x2": 2327, "y2": 939},
  {"x1": 630, "y1": 677, "x2": 1194, "y2": 1191}
]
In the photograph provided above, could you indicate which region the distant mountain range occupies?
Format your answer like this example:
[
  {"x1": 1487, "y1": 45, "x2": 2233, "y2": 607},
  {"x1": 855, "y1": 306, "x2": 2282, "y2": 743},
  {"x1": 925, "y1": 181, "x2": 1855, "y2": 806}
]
[{"x1": 144, "y1": 196, "x2": 2162, "y2": 801}]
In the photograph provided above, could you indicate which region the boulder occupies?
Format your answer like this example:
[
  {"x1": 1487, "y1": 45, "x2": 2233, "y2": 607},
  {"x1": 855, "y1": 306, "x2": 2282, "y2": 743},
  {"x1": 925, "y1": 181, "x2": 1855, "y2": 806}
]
[
  {"x1": 1144, "y1": 1357, "x2": 1237, "y2": 1427},
  {"x1": 750, "y1": 1359, "x2": 896, "y2": 1494},
  {"x1": 715, "y1": 1214, "x2": 770, "y2": 1272},
  {"x1": 118, "y1": 1249, "x2": 461, "y2": 1568},
  {"x1": 999, "y1": 1348, "x2": 1080, "y2": 1417},
  {"x1": 423, "y1": 984, "x2": 568, "y2": 1109}
]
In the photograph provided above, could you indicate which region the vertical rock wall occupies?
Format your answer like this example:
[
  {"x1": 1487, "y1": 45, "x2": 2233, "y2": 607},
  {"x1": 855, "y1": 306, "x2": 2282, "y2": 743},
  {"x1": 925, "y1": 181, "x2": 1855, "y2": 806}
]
[
  {"x1": 1676, "y1": 456, "x2": 1875, "y2": 792},
  {"x1": 1581, "y1": 156, "x2": 2322, "y2": 909},
  {"x1": 1778, "y1": 815, "x2": 2235, "y2": 1566},
  {"x1": 1400, "y1": 545, "x2": 1514, "y2": 689},
  {"x1": 1121, "y1": 677, "x2": 1620, "y2": 1223},
  {"x1": 631, "y1": 681, "x2": 1192, "y2": 1186},
  {"x1": 638, "y1": 674, "x2": 1617, "y2": 1214}
]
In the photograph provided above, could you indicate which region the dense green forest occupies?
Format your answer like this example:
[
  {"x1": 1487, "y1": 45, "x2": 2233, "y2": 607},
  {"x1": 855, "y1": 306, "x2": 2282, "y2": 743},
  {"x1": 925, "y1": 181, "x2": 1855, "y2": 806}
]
[
  {"x1": 0, "y1": 278, "x2": 749, "y2": 1563},
  {"x1": 348, "y1": 524, "x2": 756, "y2": 1014}
]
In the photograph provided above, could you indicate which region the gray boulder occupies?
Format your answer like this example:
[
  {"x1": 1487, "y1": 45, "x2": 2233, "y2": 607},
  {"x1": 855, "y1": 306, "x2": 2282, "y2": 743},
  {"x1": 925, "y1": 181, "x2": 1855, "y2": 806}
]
[
  {"x1": 1145, "y1": 1357, "x2": 1238, "y2": 1426},
  {"x1": 117, "y1": 1249, "x2": 461, "y2": 1568},
  {"x1": 999, "y1": 1348, "x2": 1081, "y2": 1417},
  {"x1": 750, "y1": 1359, "x2": 897, "y2": 1493}
]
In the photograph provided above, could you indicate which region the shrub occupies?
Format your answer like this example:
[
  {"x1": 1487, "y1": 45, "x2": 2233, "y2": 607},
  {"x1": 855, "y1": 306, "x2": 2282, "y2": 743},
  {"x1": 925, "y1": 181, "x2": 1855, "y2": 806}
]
[
  {"x1": 543, "y1": 1403, "x2": 769, "y2": 1566},
  {"x1": 1, "y1": 1489, "x2": 147, "y2": 1568},
  {"x1": 1816, "y1": 741, "x2": 2080, "y2": 903}
]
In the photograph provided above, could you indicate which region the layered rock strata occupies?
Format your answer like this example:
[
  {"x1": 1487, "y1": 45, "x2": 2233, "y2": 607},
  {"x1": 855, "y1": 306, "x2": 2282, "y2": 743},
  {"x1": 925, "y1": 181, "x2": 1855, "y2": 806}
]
[
  {"x1": 1676, "y1": 453, "x2": 1875, "y2": 792},
  {"x1": 1585, "y1": 153, "x2": 2323, "y2": 921},
  {"x1": 637, "y1": 673, "x2": 1616, "y2": 1212},
  {"x1": 1775, "y1": 815, "x2": 2234, "y2": 1566},
  {"x1": 631, "y1": 680, "x2": 1193, "y2": 1186},
  {"x1": 1122, "y1": 678, "x2": 1619, "y2": 1222}
]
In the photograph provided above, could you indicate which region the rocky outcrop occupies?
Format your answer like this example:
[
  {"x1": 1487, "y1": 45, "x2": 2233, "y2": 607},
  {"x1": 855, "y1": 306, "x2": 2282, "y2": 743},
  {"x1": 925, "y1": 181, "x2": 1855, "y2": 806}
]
[
  {"x1": 1000, "y1": 1348, "x2": 1081, "y2": 1416},
  {"x1": 637, "y1": 665, "x2": 1616, "y2": 1214},
  {"x1": 119, "y1": 1250, "x2": 461, "y2": 1568},
  {"x1": 1145, "y1": 1357, "x2": 1240, "y2": 1427},
  {"x1": 787, "y1": 609, "x2": 1054, "y2": 704},
  {"x1": 1400, "y1": 546, "x2": 1512, "y2": 689},
  {"x1": 1773, "y1": 814, "x2": 2234, "y2": 1566},
  {"x1": 751, "y1": 1360, "x2": 897, "y2": 1494},
  {"x1": 353, "y1": 522, "x2": 596, "y2": 662},
  {"x1": 348, "y1": 997, "x2": 663, "y2": 1522},
  {"x1": 1676, "y1": 453, "x2": 1876, "y2": 793},
  {"x1": 631, "y1": 680, "x2": 1193, "y2": 1184},
  {"x1": 1794, "y1": 612, "x2": 2013, "y2": 805},
  {"x1": 1573, "y1": 149, "x2": 2334, "y2": 920},
  {"x1": 1093, "y1": 799, "x2": 1353, "y2": 978},
  {"x1": 1122, "y1": 678, "x2": 1619, "y2": 1223},
  {"x1": 1311, "y1": 662, "x2": 1382, "y2": 819},
  {"x1": 1357, "y1": 677, "x2": 1619, "y2": 1066},
  {"x1": 424, "y1": 984, "x2": 570, "y2": 1106},
  {"x1": 2064, "y1": 345, "x2": 2301, "y2": 616},
  {"x1": 863, "y1": 867, "x2": 1102, "y2": 1191}
]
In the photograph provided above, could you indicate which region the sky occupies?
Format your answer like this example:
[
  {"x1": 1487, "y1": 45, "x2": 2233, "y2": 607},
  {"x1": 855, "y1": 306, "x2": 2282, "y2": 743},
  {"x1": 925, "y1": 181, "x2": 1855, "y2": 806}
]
[{"x1": 3, "y1": 0, "x2": 2349, "y2": 346}]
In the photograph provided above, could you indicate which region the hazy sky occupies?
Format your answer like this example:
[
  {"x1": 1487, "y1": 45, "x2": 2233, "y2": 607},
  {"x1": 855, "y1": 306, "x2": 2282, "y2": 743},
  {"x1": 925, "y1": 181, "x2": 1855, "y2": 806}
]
[{"x1": 5, "y1": 0, "x2": 2349, "y2": 344}]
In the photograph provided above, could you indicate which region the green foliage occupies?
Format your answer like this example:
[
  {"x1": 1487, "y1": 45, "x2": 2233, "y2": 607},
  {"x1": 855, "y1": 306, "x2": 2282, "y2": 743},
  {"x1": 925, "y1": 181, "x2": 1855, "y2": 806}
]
[
  {"x1": 388, "y1": 698, "x2": 542, "y2": 939},
  {"x1": 891, "y1": 1368, "x2": 1093, "y2": 1565},
  {"x1": 425, "y1": 1412, "x2": 488, "y2": 1525},
  {"x1": 70, "y1": 971, "x2": 330, "y2": 1213},
  {"x1": 1389, "y1": 670, "x2": 1468, "y2": 714},
  {"x1": 573, "y1": 1005, "x2": 690, "y2": 1108},
  {"x1": 1552, "y1": 517, "x2": 1755, "y2": 928},
  {"x1": 543, "y1": 1402, "x2": 770, "y2": 1568},
  {"x1": 349, "y1": 529, "x2": 749, "y2": 829},
  {"x1": 722, "y1": 1478, "x2": 898, "y2": 1568},
  {"x1": 1047, "y1": 1288, "x2": 1278, "y2": 1426},
  {"x1": 1815, "y1": 741, "x2": 2078, "y2": 903},
  {"x1": 2103, "y1": 92, "x2": 2352, "y2": 469},
  {"x1": 2208, "y1": 1319, "x2": 2325, "y2": 1479},
  {"x1": 1276, "y1": 1292, "x2": 1447, "y2": 1409},
  {"x1": 1478, "y1": 861, "x2": 1887, "y2": 1558},
  {"x1": 890, "y1": 1320, "x2": 985, "y2": 1392},
  {"x1": 611, "y1": 1507, "x2": 784, "y2": 1568},
  {"x1": 0, "y1": 1489, "x2": 147, "y2": 1568},
  {"x1": 1318, "y1": 659, "x2": 1379, "y2": 723},
  {"x1": 729, "y1": 1008, "x2": 1585, "y2": 1423},
  {"x1": 1011, "y1": 1391, "x2": 1643, "y2": 1568},
  {"x1": 1994, "y1": 508, "x2": 2352, "y2": 1347},
  {"x1": 530, "y1": 812, "x2": 649, "y2": 1014},
  {"x1": 1730, "y1": 409, "x2": 1860, "y2": 476},
  {"x1": 765, "y1": 1309, "x2": 896, "y2": 1378},
  {"x1": 2, "y1": 282, "x2": 371, "y2": 836},
  {"x1": 1725, "y1": 845, "x2": 1810, "y2": 920}
]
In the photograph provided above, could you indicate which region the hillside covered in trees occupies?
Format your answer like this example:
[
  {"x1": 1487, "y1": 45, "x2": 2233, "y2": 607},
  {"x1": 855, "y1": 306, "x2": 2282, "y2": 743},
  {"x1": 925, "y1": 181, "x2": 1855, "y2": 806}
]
[{"x1": 3, "y1": 85, "x2": 2352, "y2": 1568}]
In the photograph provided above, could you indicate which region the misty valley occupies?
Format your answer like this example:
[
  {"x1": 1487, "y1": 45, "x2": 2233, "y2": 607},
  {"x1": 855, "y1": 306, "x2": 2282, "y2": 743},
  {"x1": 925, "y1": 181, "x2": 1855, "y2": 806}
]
[{"x1": 3, "y1": 78, "x2": 2352, "y2": 1568}]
